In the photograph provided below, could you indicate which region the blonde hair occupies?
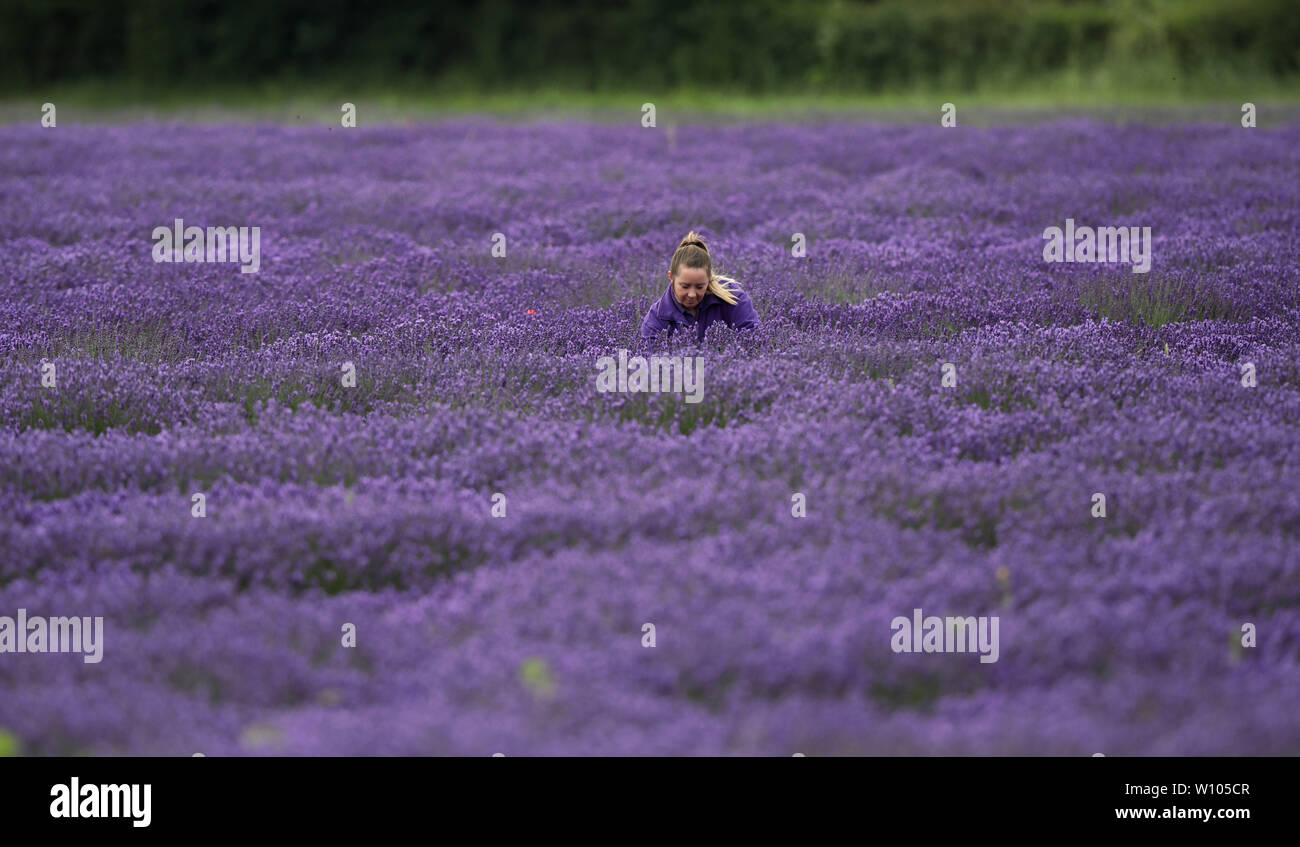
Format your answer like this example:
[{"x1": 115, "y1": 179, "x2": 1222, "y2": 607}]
[{"x1": 670, "y1": 231, "x2": 741, "y2": 306}]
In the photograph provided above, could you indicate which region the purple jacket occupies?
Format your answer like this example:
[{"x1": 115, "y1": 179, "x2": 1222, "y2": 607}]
[{"x1": 640, "y1": 284, "x2": 760, "y2": 341}]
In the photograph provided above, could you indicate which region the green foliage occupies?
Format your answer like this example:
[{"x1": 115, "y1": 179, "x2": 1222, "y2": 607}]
[
  {"x1": 1080, "y1": 272, "x2": 1249, "y2": 327},
  {"x1": 520, "y1": 656, "x2": 558, "y2": 699},
  {"x1": 1, "y1": 0, "x2": 1296, "y2": 98},
  {"x1": 870, "y1": 673, "x2": 948, "y2": 711}
]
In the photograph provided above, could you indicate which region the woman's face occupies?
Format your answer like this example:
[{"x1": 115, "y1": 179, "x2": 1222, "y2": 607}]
[{"x1": 671, "y1": 266, "x2": 709, "y2": 309}]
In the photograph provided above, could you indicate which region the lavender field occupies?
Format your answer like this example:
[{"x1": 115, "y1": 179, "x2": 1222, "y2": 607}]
[{"x1": 1, "y1": 118, "x2": 1298, "y2": 756}]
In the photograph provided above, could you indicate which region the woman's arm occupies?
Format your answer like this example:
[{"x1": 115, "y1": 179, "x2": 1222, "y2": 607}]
[
  {"x1": 728, "y1": 290, "x2": 760, "y2": 330},
  {"x1": 641, "y1": 303, "x2": 674, "y2": 340}
]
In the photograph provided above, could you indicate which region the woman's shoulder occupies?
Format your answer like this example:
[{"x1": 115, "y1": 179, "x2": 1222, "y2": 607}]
[
  {"x1": 652, "y1": 284, "x2": 678, "y2": 309},
  {"x1": 646, "y1": 286, "x2": 680, "y2": 321}
]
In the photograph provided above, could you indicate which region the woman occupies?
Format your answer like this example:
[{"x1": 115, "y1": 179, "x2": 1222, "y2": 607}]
[{"x1": 640, "y1": 232, "x2": 760, "y2": 341}]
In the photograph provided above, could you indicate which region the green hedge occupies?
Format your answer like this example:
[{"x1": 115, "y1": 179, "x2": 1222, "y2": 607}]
[
  {"x1": 1, "y1": 0, "x2": 1296, "y2": 93},
  {"x1": 1163, "y1": 0, "x2": 1300, "y2": 74}
]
